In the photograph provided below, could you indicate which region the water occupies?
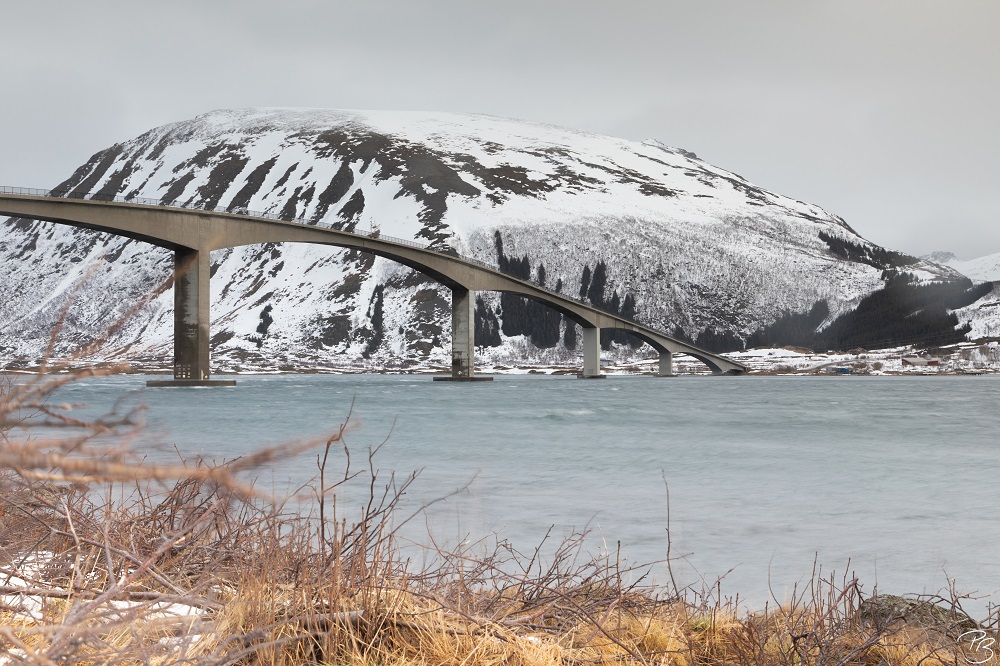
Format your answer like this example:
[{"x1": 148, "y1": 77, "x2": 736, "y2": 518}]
[{"x1": 39, "y1": 373, "x2": 1000, "y2": 616}]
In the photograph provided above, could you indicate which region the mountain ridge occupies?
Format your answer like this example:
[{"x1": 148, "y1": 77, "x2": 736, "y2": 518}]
[{"x1": 921, "y1": 250, "x2": 1000, "y2": 283}]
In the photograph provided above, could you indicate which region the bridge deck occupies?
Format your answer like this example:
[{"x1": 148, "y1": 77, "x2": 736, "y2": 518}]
[{"x1": 0, "y1": 187, "x2": 747, "y2": 377}]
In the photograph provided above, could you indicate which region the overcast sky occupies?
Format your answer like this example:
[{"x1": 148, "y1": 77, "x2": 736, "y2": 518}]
[{"x1": 3, "y1": 1, "x2": 997, "y2": 259}]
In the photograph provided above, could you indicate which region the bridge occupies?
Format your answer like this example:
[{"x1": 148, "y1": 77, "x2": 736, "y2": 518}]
[{"x1": 0, "y1": 187, "x2": 747, "y2": 384}]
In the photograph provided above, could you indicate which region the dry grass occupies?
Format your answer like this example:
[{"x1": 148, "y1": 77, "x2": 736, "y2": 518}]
[{"x1": 1, "y1": 368, "x2": 997, "y2": 665}]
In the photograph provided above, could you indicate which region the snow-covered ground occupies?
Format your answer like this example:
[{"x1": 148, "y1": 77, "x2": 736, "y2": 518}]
[
  {"x1": 482, "y1": 338, "x2": 1000, "y2": 376},
  {"x1": 695, "y1": 341, "x2": 1000, "y2": 375},
  {"x1": 501, "y1": 341, "x2": 1000, "y2": 376},
  {"x1": 12, "y1": 338, "x2": 999, "y2": 378},
  {"x1": 0, "y1": 548, "x2": 209, "y2": 665}
]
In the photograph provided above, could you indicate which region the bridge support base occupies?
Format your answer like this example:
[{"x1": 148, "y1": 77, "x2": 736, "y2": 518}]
[
  {"x1": 437, "y1": 287, "x2": 492, "y2": 382},
  {"x1": 432, "y1": 376, "x2": 494, "y2": 382},
  {"x1": 658, "y1": 350, "x2": 675, "y2": 377},
  {"x1": 146, "y1": 379, "x2": 237, "y2": 387},
  {"x1": 578, "y1": 326, "x2": 605, "y2": 378}
]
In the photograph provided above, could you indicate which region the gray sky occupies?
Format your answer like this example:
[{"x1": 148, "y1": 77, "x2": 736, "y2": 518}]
[{"x1": 3, "y1": 0, "x2": 998, "y2": 259}]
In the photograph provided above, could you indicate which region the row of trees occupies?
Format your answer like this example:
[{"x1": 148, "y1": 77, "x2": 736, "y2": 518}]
[
  {"x1": 579, "y1": 260, "x2": 640, "y2": 349},
  {"x1": 818, "y1": 231, "x2": 917, "y2": 270},
  {"x1": 691, "y1": 274, "x2": 992, "y2": 353},
  {"x1": 487, "y1": 233, "x2": 642, "y2": 350},
  {"x1": 493, "y1": 232, "x2": 564, "y2": 348},
  {"x1": 814, "y1": 273, "x2": 990, "y2": 351}
]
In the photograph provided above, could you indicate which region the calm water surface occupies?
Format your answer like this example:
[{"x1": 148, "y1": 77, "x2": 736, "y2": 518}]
[{"x1": 50, "y1": 373, "x2": 1000, "y2": 615}]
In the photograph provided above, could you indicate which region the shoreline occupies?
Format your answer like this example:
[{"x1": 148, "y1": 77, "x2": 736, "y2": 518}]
[{"x1": 3, "y1": 339, "x2": 999, "y2": 379}]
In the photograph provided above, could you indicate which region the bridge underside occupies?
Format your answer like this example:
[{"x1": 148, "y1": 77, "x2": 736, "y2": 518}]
[{"x1": 151, "y1": 263, "x2": 715, "y2": 384}]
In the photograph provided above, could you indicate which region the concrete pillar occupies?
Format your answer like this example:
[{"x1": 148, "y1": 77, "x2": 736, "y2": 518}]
[
  {"x1": 580, "y1": 326, "x2": 603, "y2": 378},
  {"x1": 149, "y1": 248, "x2": 234, "y2": 386},
  {"x1": 659, "y1": 350, "x2": 674, "y2": 377},
  {"x1": 451, "y1": 287, "x2": 475, "y2": 379},
  {"x1": 173, "y1": 248, "x2": 211, "y2": 381},
  {"x1": 433, "y1": 287, "x2": 491, "y2": 382}
]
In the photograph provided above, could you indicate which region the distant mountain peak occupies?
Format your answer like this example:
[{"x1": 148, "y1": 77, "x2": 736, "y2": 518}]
[{"x1": 921, "y1": 251, "x2": 957, "y2": 264}]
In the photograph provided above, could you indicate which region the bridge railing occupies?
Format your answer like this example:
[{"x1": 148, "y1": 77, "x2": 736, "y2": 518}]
[
  {"x1": 0, "y1": 185, "x2": 460, "y2": 253},
  {"x1": 0, "y1": 185, "x2": 692, "y2": 345}
]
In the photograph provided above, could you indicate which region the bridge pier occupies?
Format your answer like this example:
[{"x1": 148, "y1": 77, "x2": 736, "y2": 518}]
[
  {"x1": 147, "y1": 248, "x2": 234, "y2": 387},
  {"x1": 578, "y1": 326, "x2": 605, "y2": 378},
  {"x1": 659, "y1": 350, "x2": 674, "y2": 377},
  {"x1": 434, "y1": 287, "x2": 492, "y2": 382}
]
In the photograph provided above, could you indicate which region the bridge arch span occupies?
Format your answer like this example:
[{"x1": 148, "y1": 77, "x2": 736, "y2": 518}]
[{"x1": 0, "y1": 191, "x2": 747, "y2": 381}]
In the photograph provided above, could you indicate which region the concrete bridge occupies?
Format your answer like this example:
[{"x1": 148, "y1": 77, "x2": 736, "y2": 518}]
[{"x1": 0, "y1": 188, "x2": 747, "y2": 384}]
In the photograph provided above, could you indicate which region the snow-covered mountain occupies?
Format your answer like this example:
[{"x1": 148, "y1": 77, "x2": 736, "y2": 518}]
[
  {"x1": 0, "y1": 108, "x2": 972, "y2": 370},
  {"x1": 922, "y1": 250, "x2": 1000, "y2": 283},
  {"x1": 920, "y1": 251, "x2": 1000, "y2": 340}
]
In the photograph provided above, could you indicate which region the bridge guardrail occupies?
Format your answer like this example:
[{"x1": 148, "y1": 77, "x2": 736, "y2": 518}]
[
  {"x1": 0, "y1": 185, "x2": 458, "y2": 254},
  {"x1": 0, "y1": 185, "x2": 705, "y2": 352}
]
